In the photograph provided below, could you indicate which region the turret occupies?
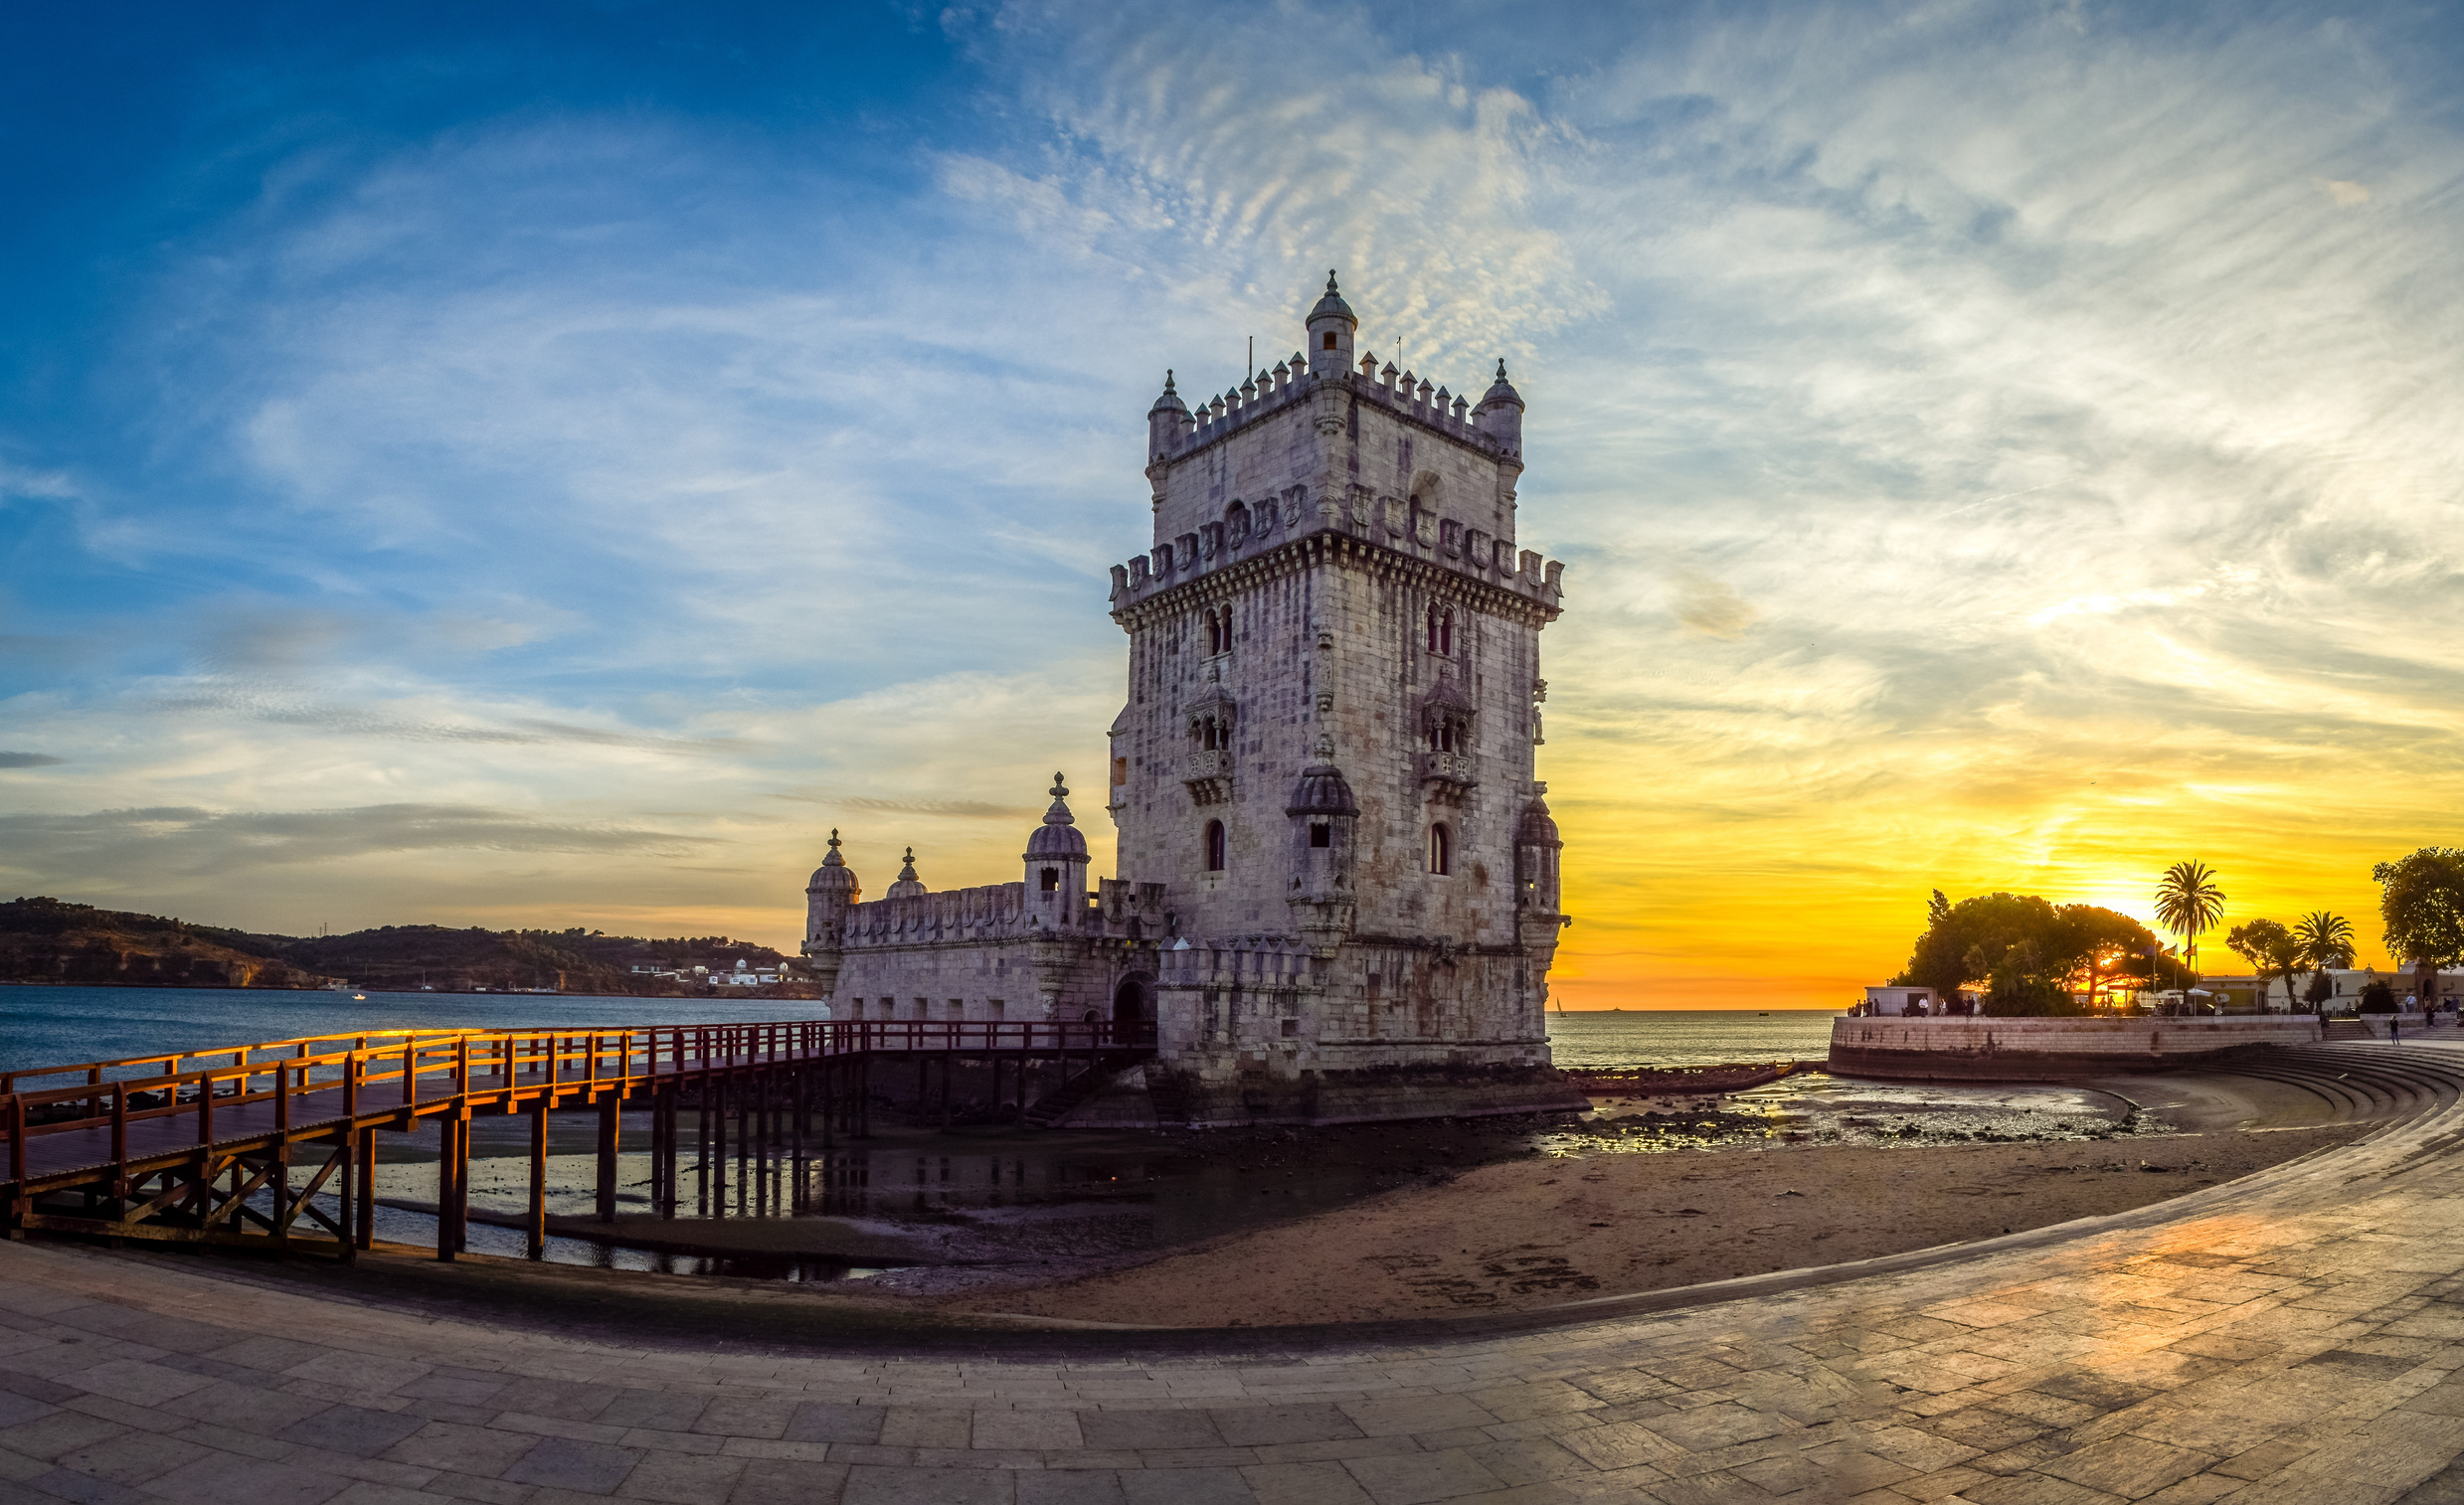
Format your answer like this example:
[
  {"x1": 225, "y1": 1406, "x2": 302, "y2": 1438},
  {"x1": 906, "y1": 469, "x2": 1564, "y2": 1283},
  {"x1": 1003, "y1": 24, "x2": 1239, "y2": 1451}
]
[
  {"x1": 1514, "y1": 786, "x2": 1562, "y2": 916},
  {"x1": 885, "y1": 847, "x2": 925, "y2": 901},
  {"x1": 1306, "y1": 270, "x2": 1357, "y2": 379},
  {"x1": 801, "y1": 829, "x2": 861, "y2": 998},
  {"x1": 1285, "y1": 763, "x2": 1359, "y2": 954},
  {"x1": 1146, "y1": 370, "x2": 1189, "y2": 462},
  {"x1": 1475, "y1": 359, "x2": 1525, "y2": 457},
  {"x1": 1023, "y1": 772, "x2": 1091, "y2": 927}
]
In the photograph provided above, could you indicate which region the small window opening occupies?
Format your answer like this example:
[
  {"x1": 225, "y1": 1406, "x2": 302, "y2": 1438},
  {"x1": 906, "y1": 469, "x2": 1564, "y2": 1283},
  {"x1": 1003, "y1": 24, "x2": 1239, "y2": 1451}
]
[
  {"x1": 1424, "y1": 605, "x2": 1455, "y2": 656},
  {"x1": 1309, "y1": 822, "x2": 1331, "y2": 849},
  {"x1": 1040, "y1": 867, "x2": 1060, "y2": 892},
  {"x1": 1280, "y1": 1017, "x2": 1299, "y2": 1038},
  {"x1": 1112, "y1": 755, "x2": 1129, "y2": 786},
  {"x1": 1204, "y1": 819, "x2": 1227, "y2": 872},
  {"x1": 1321, "y1": 331, "x2": 1337, "y2": 349},
  {"x1": 1428, "y1": 823, "x2": 1453, "y2": 876}
]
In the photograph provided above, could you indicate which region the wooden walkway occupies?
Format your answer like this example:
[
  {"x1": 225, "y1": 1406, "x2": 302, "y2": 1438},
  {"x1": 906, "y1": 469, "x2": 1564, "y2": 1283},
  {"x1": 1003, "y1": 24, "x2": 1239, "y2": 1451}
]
[{"x1": 2, "y1": 1018, "x2": 1151, "y2": 1261}]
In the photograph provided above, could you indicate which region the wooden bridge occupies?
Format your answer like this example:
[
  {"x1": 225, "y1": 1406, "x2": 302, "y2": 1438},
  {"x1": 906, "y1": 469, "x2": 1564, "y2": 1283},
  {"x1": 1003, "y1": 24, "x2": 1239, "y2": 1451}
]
[{"x1": 0, "y1": 1018, "x2": 1152, "y2": 1261}]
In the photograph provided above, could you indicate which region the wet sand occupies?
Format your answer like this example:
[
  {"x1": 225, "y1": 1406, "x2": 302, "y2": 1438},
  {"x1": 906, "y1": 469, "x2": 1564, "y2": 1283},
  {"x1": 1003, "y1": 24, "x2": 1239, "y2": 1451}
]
[{"x1": 927, "y1": 1123, "x2": 2365, "y2": 1326}]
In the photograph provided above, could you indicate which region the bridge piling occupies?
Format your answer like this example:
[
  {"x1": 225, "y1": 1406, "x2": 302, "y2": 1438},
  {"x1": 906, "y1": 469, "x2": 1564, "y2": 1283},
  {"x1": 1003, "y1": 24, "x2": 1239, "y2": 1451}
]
[
  {"x1": 526, "y1": 1099, "x2": 548, "y2": 1259},
  {"x1": 594, "y1": 1094, "x2": 618, "y2": 1223}
]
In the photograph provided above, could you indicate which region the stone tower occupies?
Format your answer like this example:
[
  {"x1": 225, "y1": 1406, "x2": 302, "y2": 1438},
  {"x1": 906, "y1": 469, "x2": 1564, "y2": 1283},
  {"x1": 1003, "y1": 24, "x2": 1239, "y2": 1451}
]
[{"x1": 1103, "y1": 271, "x2": 1577, "y2": 1121}]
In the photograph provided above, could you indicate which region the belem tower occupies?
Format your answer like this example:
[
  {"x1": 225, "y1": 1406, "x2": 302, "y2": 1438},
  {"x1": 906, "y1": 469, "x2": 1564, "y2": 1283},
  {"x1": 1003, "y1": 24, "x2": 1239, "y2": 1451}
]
[{"x1": 800, "y1": 273, "x2": 1583, "y2": 1126}]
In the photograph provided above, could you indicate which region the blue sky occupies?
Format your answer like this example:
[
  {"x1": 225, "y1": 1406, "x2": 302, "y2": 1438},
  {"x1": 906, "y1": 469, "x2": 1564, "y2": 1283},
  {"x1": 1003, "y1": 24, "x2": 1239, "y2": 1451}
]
[{"x1": 5, "y1": 1, "x2": 2463, "y2": 1000}]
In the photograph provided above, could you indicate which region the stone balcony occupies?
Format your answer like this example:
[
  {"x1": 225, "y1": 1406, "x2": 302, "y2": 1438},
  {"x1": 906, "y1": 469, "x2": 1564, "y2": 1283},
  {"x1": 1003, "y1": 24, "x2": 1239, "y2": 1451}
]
[
  {"x1": 1415, "y1": 749, "x2": 1476, "y2": 800},
  {"x1": 1183, "y1": 749, "x2": 1233, "y2": 805}
]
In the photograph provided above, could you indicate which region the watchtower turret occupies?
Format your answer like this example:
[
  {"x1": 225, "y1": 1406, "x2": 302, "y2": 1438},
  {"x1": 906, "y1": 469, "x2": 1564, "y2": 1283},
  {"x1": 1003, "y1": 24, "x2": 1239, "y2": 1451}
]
[
  {"x1": 800, "y1": 829, "x2": 860, "y2": 998},
  {"x1": 1024, "y1": 773, "x2": 1092, "y2": 928},
  {"x1": 1305, "y1": 270, "x2": 1357, "y2": 379}
]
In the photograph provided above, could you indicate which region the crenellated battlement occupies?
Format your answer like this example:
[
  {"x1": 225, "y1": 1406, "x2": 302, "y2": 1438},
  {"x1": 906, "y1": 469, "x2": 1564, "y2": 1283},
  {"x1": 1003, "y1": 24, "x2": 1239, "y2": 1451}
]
[
  {"x1": 1147, "y1": 355, "x2": 1520, "y2": 467},
  {"x1": 839, "y1": 873, "x2": 1169, "y2": 950},
  {"x1": 1108, "y1": 509, "x2": 1564, "y2": 614}
]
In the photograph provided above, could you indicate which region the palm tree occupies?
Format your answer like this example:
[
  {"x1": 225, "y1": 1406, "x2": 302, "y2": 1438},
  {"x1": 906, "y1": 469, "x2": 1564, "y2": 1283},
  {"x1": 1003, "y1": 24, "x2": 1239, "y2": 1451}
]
[
  {"x1": 2295, "y1": 911, "x2": 2356, "y2": 1008},
  {"x1": 2154, "y1": 861, "x2": 2226, "y2": 991}
]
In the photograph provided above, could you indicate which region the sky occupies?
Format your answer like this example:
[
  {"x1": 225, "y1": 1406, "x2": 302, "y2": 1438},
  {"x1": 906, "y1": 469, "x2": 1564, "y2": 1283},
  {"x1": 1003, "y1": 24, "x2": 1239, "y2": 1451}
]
[{"x1": 4, "y1": 0, "x2": 2462, "y2": 1008}]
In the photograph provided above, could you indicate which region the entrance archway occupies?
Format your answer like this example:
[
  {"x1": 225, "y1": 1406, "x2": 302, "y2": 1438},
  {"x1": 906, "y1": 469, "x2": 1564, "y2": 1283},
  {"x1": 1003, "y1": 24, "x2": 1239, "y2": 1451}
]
[{"x1": 1113, "y1": 974, "x2": 1153, "y2": 1038}]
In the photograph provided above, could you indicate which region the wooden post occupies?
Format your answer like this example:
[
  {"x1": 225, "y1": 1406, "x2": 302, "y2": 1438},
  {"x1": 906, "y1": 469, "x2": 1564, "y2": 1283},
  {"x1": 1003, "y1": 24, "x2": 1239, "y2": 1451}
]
[
  {"x1": 271, "y1": 1064, "x2": 293, "y2": 1250},
  {"x1": 437, "y1": 1114, "x2": 468, "y2": 1260},
  {"x1": 712, "y1": 1074, "x2": 727, "y2": 1217},
  {"x1": 7, "y1": 1093, "x2": 26, "y2": 1241},
  {"x1": 657, "y1": 1085, "x2": 677, "y2": 1220},
  {"x1": 334, "y1": 1130, "x2": 357, "y2": 1263},
  {"x1": 695, "y1": 1085, "x2": 710, "y2": 1218},
  {"x1": 595, "y1": 1092, "x2": 618, "y2": 1223},
  {"x1": 354, "y1": 1126, "x2": 376, "y2": 1250},
  {"x1": 527, "y1": 1098, "x2": 549, "y2": 1258}
]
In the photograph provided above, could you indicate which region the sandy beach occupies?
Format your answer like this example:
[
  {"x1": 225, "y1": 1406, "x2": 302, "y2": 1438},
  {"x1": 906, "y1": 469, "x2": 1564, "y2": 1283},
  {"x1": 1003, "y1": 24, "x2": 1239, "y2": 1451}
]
[{"x1": 923, "y1": 1123, "x2": 2364, "y2": 1326}]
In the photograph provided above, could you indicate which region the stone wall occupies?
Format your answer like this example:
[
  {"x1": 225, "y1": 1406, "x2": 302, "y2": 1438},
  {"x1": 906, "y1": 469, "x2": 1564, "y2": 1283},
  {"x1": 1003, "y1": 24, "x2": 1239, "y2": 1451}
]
[{"x1": 1830, "y1": 1015, "x2": 2327, "y2": 1082}]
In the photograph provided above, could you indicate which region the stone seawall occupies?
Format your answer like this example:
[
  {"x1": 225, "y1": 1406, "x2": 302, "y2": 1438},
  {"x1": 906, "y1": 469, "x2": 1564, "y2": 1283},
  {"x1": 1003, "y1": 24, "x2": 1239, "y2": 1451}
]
[{"x1": 1830, "y1": 1015, "x2": 2325, "y2": 1082}]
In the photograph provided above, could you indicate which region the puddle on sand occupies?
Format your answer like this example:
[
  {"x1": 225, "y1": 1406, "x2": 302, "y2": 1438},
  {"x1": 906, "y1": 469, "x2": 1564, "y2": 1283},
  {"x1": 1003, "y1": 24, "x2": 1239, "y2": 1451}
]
[{"x1": 1542, "y1": 1071, "x2": 2163, "y2": 1156}]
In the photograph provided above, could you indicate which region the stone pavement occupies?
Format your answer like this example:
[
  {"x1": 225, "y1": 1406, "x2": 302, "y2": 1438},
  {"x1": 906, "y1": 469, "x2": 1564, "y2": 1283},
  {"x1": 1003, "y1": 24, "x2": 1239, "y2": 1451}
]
[{"x1": 7, "y1": 1047, "x2": 2464, "y2": 1504}]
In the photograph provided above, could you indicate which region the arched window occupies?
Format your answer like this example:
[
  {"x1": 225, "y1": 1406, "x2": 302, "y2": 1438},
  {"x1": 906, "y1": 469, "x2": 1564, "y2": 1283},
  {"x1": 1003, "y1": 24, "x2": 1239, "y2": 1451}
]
[
  {"x1": 1040, "y1": 867, "x2": 1060, "y2": 893},
  {"x1": 1425, "y1": 605, "x2": 1454, "y2": 656},
  {"x1": 1427, "y1": 823, "x2": 1452, "y2": 876},
  {"x1": 1204, "y1": 820, "x2": 1227, "y2": 872},
  {"x1": 1309, "y1": 822, "x2": 1331, "y2": 849}
]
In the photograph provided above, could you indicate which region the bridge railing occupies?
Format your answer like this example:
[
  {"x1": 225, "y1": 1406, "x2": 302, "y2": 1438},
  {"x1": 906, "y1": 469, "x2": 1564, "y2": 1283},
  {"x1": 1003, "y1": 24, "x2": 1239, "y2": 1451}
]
[{"x1": 2, "y1": 1016, "x2": 1153, "y2": 1175}]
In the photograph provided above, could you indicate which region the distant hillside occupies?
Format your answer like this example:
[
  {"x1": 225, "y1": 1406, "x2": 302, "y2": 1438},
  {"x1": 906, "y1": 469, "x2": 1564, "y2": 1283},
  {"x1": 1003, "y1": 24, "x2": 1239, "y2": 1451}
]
[
  {"x1": 0, "y1": 897, "x2": 335, "y2": 989},
  {"x1": 0, "y1": 898, "x2": 803, "y2": 995}
]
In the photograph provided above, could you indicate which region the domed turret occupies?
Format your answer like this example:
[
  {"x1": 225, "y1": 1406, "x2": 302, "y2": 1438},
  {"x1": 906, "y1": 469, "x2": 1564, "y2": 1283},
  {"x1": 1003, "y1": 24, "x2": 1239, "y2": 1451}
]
[
  {"x1": 1285, "y1": 764, "x2": 1359, "y2": 817},
  {"x1": 805, "y1": 829, "x2": 860, "y2": 900},
  {"x1": 1024, "y1": 772, "x2": 1089, "y2": 861},
  {"x1": 1146, "y1": 369, "x2": 1189, "y2": 460},
  {"x1": 885, "y1": 847, "x2": 926, "y2": 901},
  {"x1": 1475, "y1": 358, "x2": 1525, "y2": 455},
  {"x1": 1306, "y1": 270, "x2": 1357, "y2": 378},
  {"x1": 801, "y1": 829, "x2": 860, "y2": 997},
  {"x1": 1024, "y1": 772, "x2": 1091, "y2": 924}
]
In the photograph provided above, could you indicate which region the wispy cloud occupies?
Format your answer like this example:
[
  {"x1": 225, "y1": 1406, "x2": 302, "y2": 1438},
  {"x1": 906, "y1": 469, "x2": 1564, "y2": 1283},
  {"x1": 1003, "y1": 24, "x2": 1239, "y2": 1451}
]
[{"x1": 7, "y1": 0, "x2": 2463, "y2": 999}]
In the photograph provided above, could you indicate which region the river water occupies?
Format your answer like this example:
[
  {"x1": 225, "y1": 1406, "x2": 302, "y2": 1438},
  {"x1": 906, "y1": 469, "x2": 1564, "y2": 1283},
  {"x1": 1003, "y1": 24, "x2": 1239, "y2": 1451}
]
[{"x1": 3, "y1": 989, "x2": 2140, "y2": 1280}]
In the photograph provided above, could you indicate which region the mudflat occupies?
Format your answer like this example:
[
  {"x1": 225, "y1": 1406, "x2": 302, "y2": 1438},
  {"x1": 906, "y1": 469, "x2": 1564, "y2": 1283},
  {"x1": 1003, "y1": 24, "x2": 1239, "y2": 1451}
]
[{"x1": 929, "y1": 1124, "x2": 2364, "y2": 1326}]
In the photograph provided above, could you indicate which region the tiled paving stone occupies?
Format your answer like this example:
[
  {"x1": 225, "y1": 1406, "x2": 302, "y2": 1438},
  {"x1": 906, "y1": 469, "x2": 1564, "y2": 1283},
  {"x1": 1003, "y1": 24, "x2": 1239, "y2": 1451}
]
[{"x1": 11, "y1": 1049, "x2": 2464, "y2": 1501}]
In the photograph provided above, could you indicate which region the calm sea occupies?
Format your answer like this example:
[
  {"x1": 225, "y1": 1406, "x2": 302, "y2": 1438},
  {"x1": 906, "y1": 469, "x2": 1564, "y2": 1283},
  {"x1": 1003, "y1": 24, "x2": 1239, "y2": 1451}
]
[
  {"x1": 0, "y1": 987, "x2": 1840, "y2": 1078},
  {"x1": 1544, "y1": 1009, "x2": 1842, "y2": 1070}
]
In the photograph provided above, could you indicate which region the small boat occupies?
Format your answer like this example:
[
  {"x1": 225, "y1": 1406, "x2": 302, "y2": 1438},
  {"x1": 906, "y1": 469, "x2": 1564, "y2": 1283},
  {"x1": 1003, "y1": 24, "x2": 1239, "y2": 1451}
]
[{"x1": 353, "y1": 993, "x2": 367, "y2": 1001}]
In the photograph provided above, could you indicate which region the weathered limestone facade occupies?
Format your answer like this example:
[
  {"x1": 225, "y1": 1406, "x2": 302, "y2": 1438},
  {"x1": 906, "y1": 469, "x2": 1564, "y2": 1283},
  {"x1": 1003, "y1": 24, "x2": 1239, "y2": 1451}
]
[{"x1": 801, "y1": 274, "x2": 1582, "y2": 1125}]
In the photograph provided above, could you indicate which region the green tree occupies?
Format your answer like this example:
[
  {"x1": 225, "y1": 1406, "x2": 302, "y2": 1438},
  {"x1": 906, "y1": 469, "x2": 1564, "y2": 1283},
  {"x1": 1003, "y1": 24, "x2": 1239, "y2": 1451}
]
[
  {"x1": 2359, "y1": 978, "x2": 2397, "y2": 1014},
  {"x1": 2373, "y1": 849, "x2": 2464, "y2": 982},
  {"x1": 2154, "y1": 861, "x2": 2226, "y2": 981},
  {"x1": 2225, "y1": 919, "x2": 2304, "y2": 1009},
  {"x1": 1889, "y1": 893, "x2": 2161, "y2": 1017}
]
